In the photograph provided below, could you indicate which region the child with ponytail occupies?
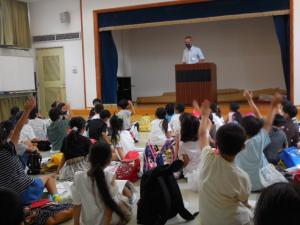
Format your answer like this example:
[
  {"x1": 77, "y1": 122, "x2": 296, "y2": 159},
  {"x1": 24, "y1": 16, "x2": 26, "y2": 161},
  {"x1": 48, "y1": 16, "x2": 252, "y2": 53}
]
[
  {"x1": 57, "y1": 117, "x2": 91, "y2": 181},
  {"x1": 149, "y1": 107, "x2": 171, "y2": 146},
  {"x1": 72, "y1": 143, "x2": 132, "y2": 225},
  {"x1": 110, "y1": 115, "x2": 135, "y2": 160}
]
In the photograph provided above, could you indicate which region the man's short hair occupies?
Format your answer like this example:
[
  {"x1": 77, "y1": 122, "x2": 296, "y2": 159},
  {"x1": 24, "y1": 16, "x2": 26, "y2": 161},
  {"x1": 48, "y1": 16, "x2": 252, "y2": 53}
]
[
  {"x1": 216, "y1": 123, "x2": 246, "y2": 156},
  {"x1": 185, "y1": 36, "x2": 192, "y2": 40}
]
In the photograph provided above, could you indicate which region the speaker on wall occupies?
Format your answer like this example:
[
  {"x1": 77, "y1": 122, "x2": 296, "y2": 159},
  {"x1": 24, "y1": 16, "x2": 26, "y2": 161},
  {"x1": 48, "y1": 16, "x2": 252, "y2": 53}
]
[{"x1": 59, "y1": 11, "x2": 71, "y2": 24}]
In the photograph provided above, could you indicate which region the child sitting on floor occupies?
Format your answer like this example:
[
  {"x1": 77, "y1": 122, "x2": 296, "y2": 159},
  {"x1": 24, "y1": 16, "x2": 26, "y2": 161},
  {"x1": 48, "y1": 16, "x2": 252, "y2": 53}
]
[
  {"x1": 210, "y1": 103, "x2": 224, "y2": 130},
  {"x1": 110, "y1": 115, "x2": 135, "y2": 160},
  {"x1": 72, "y1": 143, "x2": 133, "y2": 225},
  {"x1": 236, "y1": 90, "x2": 282, "y2": 191},
  {"x1": 47, "y1": 106, "x2": 70, "y2": 152},
  {"x1": 178, "y1": 114, "x2": 201, "y2": 178},
  {"x1": 88, "y1": 109, "x2": 111, "y2": 144},
  {"x1": 170, "y1": 103, "x2": 185, "y2": 135},
  {"x1": 149, "y1": 107, "x2": 172, "y2": 146},
  {"x1": 57, "y1": 117, "x2": 91, "y2": 181},
  {"x1": 165, "y1": 103, "x2": 175, "y2": 123},
  {"x1": 198, "y1": 100, "x2": 252, "y2": 225},
  {"x1": 281, "y1": 101, "x2": 299, "y2": 147},
  {"x1": 0, "y1": 97, "x2": 60, "y2": 206},
  {"x1": 117, "y1": 99, "x2": 135, "y2": 131},
  {"x1": 227, "y1": 102, "x2": 242, "y2": 124},
  {"x1": 263, "y1": 114, "x2": 288, "y2": 165}
]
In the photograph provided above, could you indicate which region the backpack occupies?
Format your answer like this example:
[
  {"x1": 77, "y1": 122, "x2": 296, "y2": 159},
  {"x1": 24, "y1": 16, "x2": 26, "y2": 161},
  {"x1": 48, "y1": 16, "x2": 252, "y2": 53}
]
[
  {"x1": 139, "y1": 115, "x2": 151, "y2": 132},
  {"x1": 27, "y1": 151, "x2": 42, "y2": 175},
  {"x1": 137, "y1": 160, "x2": 198, "y2": 225},
  {"x1": 144, "y1": 139, "x2": 175, "y2": 172}
]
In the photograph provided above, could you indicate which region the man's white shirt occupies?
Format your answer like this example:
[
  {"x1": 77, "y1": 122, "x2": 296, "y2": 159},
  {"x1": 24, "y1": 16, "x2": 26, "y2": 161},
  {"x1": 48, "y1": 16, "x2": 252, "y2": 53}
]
[{"x1": 182, "y1": 45, "x2": 205, "y2": 64}]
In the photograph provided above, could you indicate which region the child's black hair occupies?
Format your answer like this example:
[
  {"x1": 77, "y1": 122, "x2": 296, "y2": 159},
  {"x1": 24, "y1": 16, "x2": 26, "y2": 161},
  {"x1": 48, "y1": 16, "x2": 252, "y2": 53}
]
[
  {"x1": 10, "y1": 106, "x2": 20, "y2": 117},
  {"x1": 216, "y1": 123, "x2": 246, "y2": 156},
  {"x1": 0, "y1": 121, "x2": 14, "y2": 145},
  {"x1": 165, "y1": 103, "x2": 175, "y2": 116},
  {"x1": 92, "y1": 98, "x2": 102, "y2": 106},
  {"x1": 240, "y1": 115, "x2": 263, "y2": 138},
  {"x1": 100, "y1": 110, "x2": 111, "y2": 120},
  {"x1": 118, "y1": 99, "x2": 129, "y2": 110},
  {"x1": 254, "y1": 183, "x2": 300, "y2": 225},
  {"x1": 210, "y1": 103, "x2": 222, "y2": 118},
  {"x1": 110, "y1": 115, "x2": 123, "y2": 146},
  {"x1": 0, "y1": 188, "x2": 24, "y2": 225},
  {"x1": 65, "y1": 117, "x2": 86, "y2": 149},
  {"x1": 283, "y1": 102, "x2": 298, "y2": 119},
  {"x1": 230, "y1": 102, "x2": 240, "y2": 112},
  {"x1": 94, "y1": 103, "x2": 104, "y2": 114},
  {"x1": 179, "y1": 112, "x2": 191, "y2": 124},
  {"x1": 273, "y1": 114, "x2": 286, "y2": 127},
  {"x1": 175, "y1": 103, "x2": 185, "y2": 114},
  {"x1": 29, "y1": 108, "x2": 38, "y2": 120},
  {"x1": 181, "y1": 115, "x2": 199, "y2": 142},
  {"x1": 49, "y1": 107, "x2": 62, "y2": 122},
  {"x1": 88, "y1": 143, "x2": 126, "y2": 221},
  {"x1": 155, "y1": 107, "x2": 169, "y2": 134}
]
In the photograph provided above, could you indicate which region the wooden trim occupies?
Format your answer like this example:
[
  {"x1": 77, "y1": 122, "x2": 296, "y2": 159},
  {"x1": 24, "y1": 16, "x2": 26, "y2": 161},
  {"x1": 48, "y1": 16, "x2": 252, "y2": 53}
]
[
  {"x1": 94, "y1": 0, "x2": 210, "y2": 14},
  {"x1": 80, "y1": 0, "x2": 87, "y2": 108},
  {"x1": 290, "y1": 0, "x2": 294, "y2": 103},
  {"x1": 93, "y1": 11, "x2": 102, "y2": 98},
  {"x1": 99, "y1": 10, "x2": 289, "y2": 32}
]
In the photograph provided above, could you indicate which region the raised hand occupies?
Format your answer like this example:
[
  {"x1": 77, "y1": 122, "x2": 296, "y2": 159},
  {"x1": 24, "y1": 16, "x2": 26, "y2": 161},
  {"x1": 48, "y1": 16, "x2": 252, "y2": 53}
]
[
  {"x1": 24, "y1": 96, "x2": 36, "y2": 112},
  {"x1": 244, "y1": 90, "x2": 253, "y2": 101},
  {"x1": 271, "y1": 93, "x2": 283, "y2": 108},
  {"x1": 201, "y1": 100, "x2": 211, "y2": 118}
]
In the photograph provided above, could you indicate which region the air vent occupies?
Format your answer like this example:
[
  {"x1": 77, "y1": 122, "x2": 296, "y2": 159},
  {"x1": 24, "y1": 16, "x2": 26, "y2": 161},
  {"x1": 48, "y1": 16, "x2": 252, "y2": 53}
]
[
  {"x1": 33, "y1": 35, "x2": 55, "y2": 42},
  {"x1": 33, "y1": 32, "x2": 81, "y2": 43}
]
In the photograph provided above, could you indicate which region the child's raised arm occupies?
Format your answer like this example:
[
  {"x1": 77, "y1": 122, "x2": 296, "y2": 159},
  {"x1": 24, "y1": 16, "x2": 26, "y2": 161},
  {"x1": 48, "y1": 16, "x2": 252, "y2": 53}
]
[
  {"x1": 128, "y1": 100, "x2": 136, "y2": 115},
  {"x1": 244, "y1": 90, "x2": 262, "y2": 119},
  {"x1": 263, "y1": 93, "x2": 282, "y2": 132},
  {"x1": 199, "y1": 101, "x2": 212, "y2": 149},
  {"x1": 11, "y1": 97, "x2": 36, "y2": 145}
]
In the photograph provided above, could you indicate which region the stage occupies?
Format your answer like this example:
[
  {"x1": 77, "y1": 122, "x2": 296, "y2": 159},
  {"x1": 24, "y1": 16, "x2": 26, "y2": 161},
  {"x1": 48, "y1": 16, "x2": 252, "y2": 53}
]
[{"x1": 72, "y1": 101, "x2": 300, "y2": 121}]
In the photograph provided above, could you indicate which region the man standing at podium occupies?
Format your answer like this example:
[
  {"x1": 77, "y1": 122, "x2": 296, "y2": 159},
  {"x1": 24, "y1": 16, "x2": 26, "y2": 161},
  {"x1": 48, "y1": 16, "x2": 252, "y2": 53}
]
[{"x1": 182, "y1": 36, "x2": 205, "y2": 64}]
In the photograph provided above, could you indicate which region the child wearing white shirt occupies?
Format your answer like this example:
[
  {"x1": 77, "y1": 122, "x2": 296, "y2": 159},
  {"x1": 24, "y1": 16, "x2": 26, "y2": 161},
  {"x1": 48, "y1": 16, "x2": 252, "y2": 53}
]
[
  {"x1": 170, "y1": 103, "x2": 185, "y2": 134},
  {"x1": 149, "y1": 107, "x2": 171, "y2": 146},
  {"x1": 72, "y1": 143, "x2": 132, "y2": 225},
  {"x1": 198, "y1": 101, "x2": 252, "y2": 225}
]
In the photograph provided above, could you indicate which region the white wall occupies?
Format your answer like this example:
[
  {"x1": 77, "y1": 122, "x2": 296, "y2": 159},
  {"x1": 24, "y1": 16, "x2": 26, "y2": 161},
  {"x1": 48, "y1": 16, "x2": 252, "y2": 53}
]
[
  {"x1": 294, "y1": 0, "x2": 300, "y2": 105},
  {"x1": 114, "y1": 17, "x2": 286, "y2": 100},
  {"x1": 29, "y1": 0, "x2": 85, "y2": 109},
  {"x1": 81, "y1": 0, "x2": 173, "y2": 106}
]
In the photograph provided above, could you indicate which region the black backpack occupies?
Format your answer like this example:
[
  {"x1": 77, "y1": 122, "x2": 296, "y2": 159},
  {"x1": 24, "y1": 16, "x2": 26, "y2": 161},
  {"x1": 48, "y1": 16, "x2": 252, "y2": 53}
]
[{"x1": 137, "y1": 160, "x2": 198, "y2": 225}]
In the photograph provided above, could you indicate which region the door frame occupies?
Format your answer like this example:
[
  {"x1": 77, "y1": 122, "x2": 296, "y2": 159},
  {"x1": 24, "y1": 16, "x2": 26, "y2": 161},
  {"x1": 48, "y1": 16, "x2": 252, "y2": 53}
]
[{"x1": 35, "y1": 46, "x2": 66, "y2": 115}]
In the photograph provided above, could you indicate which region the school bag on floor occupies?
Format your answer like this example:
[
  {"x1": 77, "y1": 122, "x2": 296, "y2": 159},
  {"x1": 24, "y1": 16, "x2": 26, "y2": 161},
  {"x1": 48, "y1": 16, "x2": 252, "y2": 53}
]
[
  {"x1": 143, "y1": 139, "x2": 175, "y2": 171},
  {"x1": 137, "y1": 160, "x2": 198, "y2": 225},
  {"x1": 139, "y1": 115, "x2": 151, "y2": 132},
  {"x1": 279, "y1": 147, "x2": 300, "y2": 168},
  {"x1": 116, "y1": 151, "x2": 140, "y2": 183}
]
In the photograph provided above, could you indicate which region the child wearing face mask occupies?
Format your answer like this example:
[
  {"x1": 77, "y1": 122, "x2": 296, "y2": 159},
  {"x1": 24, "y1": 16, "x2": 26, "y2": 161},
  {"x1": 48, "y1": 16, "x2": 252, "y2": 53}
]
[{"x1": 57, "y1": 117, "x2": 91, "y2": 181}]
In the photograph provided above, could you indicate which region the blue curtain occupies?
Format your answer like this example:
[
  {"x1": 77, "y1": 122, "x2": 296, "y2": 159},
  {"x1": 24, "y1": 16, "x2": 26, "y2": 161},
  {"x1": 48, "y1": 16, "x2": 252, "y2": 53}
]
[
  {"x1": 273, "y1": 15, "x2": 290, "y2": 99},
  {"x1": 100, "y1": 31, "x2": 118, "y2": 103},
  {"x1": 98, "y1": 0, "x2": 289, "y2": 28}
]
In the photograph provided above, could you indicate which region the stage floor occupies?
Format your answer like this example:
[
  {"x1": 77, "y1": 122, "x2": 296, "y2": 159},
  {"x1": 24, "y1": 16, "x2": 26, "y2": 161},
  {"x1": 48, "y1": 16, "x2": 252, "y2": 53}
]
[{"x1": 72, "y1": 102, "x2": 300, "y2": 121}]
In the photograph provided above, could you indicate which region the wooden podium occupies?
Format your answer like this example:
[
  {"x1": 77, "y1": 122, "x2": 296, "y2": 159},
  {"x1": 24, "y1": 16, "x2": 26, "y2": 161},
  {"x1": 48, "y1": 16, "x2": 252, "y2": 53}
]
[{"x1": 175, "y1": 63, "x2": 217, "y2": 105}]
